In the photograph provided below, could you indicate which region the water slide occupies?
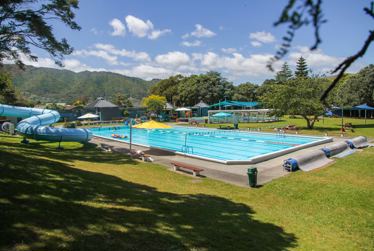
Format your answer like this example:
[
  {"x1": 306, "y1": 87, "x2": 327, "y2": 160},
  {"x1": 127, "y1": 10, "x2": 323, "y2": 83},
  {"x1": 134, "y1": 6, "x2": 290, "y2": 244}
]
[{"x1": 0, "y1": 104, "x2": 92, "y2": 142}]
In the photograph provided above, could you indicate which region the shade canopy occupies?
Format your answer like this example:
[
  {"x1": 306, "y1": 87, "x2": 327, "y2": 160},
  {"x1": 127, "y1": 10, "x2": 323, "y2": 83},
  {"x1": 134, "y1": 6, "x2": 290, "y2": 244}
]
[
  {"x1": 212, "y1": 112, "x2": 233, "y2": 117},
  {"x1": 352, "y1": 103, "x2": 374, "y2": 110},
  {"x1": 77, "y1": 113, "x2": 99, "y2": 120},
  {"x1": 192, "y1": 100, "x2": 209, "y2": 109},
  {"x1": 133, "y1": 120, "x2": 172, "y2": 129},
  {"x1": 175, "y1": 107, "x2": 191, "y2": 111},
  {"x1": 210, "y1": 100, "x2": 259, "y2": 108}
]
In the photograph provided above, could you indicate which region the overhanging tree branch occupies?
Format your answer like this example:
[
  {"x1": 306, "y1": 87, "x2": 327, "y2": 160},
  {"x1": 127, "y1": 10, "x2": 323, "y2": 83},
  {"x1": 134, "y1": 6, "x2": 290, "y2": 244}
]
[{"x1": 320, "y1": 30, "x2": 374, "y2": 102}]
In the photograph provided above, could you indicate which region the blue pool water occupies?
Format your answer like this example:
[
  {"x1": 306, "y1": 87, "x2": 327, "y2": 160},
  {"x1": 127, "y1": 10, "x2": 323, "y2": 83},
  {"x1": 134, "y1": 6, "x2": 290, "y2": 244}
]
[{"x1": 91, "y1": 126, "x2": 329, "y2": 163}]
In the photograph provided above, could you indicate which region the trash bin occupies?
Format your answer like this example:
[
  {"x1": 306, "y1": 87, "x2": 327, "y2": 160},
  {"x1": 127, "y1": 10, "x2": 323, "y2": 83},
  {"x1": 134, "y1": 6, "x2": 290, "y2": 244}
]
[{"x1": 247, "y1": 167, "x2": 258, "y2": 188}]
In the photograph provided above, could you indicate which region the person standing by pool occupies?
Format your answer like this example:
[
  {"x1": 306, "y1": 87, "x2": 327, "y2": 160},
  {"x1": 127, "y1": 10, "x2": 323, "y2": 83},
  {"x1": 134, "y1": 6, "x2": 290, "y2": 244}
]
[{"x1": 233, "y1": 114, "x2": 239, "y2": 129}]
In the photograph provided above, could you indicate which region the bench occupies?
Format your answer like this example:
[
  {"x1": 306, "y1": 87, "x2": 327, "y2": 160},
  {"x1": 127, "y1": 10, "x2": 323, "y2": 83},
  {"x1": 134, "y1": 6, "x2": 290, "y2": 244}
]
[
  {"x1": 171, "y1": 161, "x2": 204, "y2": 177},
  {"x1": 99, "y1": 143, "x2": 114, "y2": 152}
]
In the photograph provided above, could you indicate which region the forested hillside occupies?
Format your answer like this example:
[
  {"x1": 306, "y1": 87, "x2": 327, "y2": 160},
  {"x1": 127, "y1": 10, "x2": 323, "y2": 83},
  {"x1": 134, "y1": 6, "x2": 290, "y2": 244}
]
[{"x1": 2, "y1": 64, "x2": 156, "y2": 103}]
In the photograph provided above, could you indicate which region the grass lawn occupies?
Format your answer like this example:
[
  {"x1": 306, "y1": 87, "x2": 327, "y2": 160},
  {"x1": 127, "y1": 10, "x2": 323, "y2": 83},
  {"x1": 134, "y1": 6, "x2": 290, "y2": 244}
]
[
  {"x1": 0, "y1": 133, "x2": 373, "y2": 250},
  {"x1": 202, "y1": 116, "x2": 374, "y2": 138}
]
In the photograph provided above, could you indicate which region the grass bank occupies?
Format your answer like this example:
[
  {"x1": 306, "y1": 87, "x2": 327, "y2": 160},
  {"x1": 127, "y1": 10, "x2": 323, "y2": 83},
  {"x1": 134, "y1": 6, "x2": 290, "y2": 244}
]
[{"x1": 0, "y1": 134, "x2": 373, "y2": 250}]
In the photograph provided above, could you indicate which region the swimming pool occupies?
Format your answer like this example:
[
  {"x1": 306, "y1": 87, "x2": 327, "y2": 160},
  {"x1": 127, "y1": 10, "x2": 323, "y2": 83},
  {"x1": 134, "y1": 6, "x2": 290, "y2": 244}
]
[{"x1": 91, "y1": 126, "x2": 332, "y2": 164}]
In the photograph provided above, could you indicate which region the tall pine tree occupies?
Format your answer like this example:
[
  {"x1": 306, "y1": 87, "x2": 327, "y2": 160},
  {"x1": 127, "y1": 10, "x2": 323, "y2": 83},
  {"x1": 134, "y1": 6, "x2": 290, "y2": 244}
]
[
  {"x1": 275, "y1": 62, "x2": 293, "y2": 82},
  {"x1": 295, "y1": 57, "x2": 309, "y2": 78}
]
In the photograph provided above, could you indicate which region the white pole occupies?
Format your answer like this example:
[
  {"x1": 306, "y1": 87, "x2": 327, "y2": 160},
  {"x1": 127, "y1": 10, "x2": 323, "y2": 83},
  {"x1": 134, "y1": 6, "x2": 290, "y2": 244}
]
[{"x1": 129, "y1": 119, "x2": 132, "y2": 153}]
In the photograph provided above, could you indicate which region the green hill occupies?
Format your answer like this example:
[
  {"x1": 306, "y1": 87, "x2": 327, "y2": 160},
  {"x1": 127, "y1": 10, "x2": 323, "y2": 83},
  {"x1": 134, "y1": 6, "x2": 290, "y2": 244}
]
[{"x1": 2, "y1": 64, "x2": 156, "y2": 103}]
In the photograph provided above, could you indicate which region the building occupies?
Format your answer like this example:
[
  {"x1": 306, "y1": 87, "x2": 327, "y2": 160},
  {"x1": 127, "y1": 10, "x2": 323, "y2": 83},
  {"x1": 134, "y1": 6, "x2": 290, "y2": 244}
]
[{"x1": 86, "y1": 97, "x2": 121, "y2": 121}]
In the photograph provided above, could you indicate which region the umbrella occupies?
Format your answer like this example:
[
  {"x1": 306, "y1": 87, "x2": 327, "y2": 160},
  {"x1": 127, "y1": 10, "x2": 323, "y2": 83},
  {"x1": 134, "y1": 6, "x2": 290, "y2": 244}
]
[
  {"x1": 129, "y1": 120, "x2": 171, "y2": 153},
  {"x1": 133, "y1": 120, "x2": 172, "y2": 129},
  {"x1": 77, "y1": 113, "x2": 99, "y2": 120},
  {"x1": 212, "y1": 112, "x2": 233, "y2": 117}
]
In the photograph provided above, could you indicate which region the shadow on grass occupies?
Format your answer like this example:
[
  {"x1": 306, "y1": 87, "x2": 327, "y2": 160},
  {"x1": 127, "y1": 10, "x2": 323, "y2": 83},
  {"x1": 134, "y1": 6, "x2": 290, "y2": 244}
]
[
  {"x1": 0, "y1": 138, "x2": 134, "y2": 165},
  {"x1": 0, "y1": 145, "x2": 297, "y2": 250}
]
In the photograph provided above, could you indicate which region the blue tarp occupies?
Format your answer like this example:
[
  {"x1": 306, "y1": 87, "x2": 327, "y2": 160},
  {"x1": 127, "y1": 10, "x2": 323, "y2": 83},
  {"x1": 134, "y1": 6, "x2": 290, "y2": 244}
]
[{"x1": 210, "y1": 100, "x2": 259, "y2": 108}]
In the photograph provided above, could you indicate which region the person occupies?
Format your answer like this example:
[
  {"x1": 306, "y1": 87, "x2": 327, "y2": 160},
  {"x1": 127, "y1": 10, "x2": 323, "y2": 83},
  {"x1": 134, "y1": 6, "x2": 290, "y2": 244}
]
[{"x1": 233, "y1": 114, "x2": 239, "y2": 129}]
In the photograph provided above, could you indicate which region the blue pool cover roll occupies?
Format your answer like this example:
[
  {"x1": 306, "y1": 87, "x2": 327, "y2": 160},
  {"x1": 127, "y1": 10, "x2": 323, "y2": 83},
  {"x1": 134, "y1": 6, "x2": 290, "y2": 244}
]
[
  {"x1": 283, "y1": 158, "x2": 299, "y2": 172},
  {"x1": 321, "y1": 147, "x2": 332, "y2": 157}
]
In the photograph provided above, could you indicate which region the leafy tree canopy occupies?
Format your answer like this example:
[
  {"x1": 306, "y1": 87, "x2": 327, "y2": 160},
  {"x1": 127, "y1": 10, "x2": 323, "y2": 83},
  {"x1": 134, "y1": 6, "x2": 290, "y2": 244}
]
[
  {"x1": 150, "y1": 72, "x2": 234, "y2": 106},
  {"x1": 0, "y1": 0, "x2": 80, "y2": 68},
  {"x1": 149, "y1": 75, "x2": 185, "y2": 105},
  {"x1": 232, "y1": 83, "x2": 258, "y2": 101},
  {"x1": 331, "y1": 64, "x2": 374, "y2": 106},
  {"x1": 261, "y1": 77, "x2": 329, "y2": 129},
  {"x1": 141, "y1": 95, "x2": 167, "y2": 115},
  {"x1": 0, "y1": 72, "x2": 17, "y2": 104},
  {"x1": 113, "y1": 94, "x2": 133, "y2": 109}
]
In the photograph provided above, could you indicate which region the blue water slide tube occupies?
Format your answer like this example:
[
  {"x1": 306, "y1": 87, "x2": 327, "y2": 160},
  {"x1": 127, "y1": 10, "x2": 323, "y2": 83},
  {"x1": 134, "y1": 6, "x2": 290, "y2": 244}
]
[{"x1": 0, "y1": 104, "x2": 92, "y2": 142}]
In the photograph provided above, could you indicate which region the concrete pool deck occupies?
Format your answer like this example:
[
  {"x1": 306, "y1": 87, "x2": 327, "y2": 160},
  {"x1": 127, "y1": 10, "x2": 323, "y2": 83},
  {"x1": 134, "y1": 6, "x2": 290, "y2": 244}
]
[{"x1": 90, "y1": 136, "x2": 351, "y2": 188}]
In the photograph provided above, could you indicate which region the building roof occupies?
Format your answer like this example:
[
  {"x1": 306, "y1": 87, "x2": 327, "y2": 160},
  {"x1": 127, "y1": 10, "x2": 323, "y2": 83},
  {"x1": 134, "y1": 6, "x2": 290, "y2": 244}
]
[
  {"x1": 87, "y1": 97, "x2": 118, "y2": 108},
  {"x1": 192, "y1": 100, "x2": 209, "y2": 108}
]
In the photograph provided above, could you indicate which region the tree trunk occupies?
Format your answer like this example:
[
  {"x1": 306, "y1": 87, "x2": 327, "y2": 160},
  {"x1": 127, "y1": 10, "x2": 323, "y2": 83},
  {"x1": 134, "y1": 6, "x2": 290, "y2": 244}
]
[{"x1": 302, "y1": 115, "x2": 313, "y2": 129}]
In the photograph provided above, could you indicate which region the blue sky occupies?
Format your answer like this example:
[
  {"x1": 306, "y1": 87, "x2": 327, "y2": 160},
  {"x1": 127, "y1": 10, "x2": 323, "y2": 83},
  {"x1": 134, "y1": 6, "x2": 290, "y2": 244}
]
[{"x1": 23, "y1": 0, "x2": 373, "y2": 84}]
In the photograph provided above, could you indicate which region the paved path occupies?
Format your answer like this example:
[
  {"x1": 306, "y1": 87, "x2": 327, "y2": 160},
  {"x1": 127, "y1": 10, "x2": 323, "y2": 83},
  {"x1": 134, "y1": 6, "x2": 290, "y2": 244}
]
[{"x1": 90, "y1": 136, "x2": 349, "y2": 188}]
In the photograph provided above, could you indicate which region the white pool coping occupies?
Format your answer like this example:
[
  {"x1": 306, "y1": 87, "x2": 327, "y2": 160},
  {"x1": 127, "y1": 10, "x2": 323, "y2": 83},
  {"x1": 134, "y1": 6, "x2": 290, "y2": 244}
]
[{"x1": 91, "y1": 126, "x2": 333, "y2": 165}]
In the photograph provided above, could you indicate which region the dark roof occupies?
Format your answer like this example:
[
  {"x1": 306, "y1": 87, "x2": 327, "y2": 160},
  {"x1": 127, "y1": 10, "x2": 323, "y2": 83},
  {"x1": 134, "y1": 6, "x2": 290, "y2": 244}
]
[
  {"x1": 87, "y1": 97, "x2": 118, "y2": 108},
  {"x1": 192, "y1": 100, "x2": 209, "y2": 108}
]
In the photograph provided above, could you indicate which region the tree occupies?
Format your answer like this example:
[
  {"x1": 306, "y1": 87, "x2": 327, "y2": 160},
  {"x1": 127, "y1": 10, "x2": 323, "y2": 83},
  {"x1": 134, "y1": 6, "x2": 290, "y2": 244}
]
[
  {"x1": 0, "y1": 0, "x2": 80, "y2": 68},
  {"x1": 332, "y1": 65, "x2": 374, "y2": 106},
  {"x1": 177, "y1": 72, "x2": 234, "y2": 106},
  {"x1": 232, "y1": 83, "x2": 258, "y2": 101},
  {"x1": 149, "y1": 75, "x2": 184, "y2": 105},
  {"x1": 295, "y1": 57, "x2": 309, "y2": 78},
  {"x1": 261, "y1": 77, "x2": 328, "y2": 129},
  {"x1": 0, "y1": 72, "x2": 17, "y2": 104},
  {"x1": 275, "y1": 62, "x2": 293, "y2": 82},
  {"x1": 113, "y1": 94, "x2": 133, "y2": 109},
  {"x1": 141, "y1": 95, "x2": 167, "y2": 116}
]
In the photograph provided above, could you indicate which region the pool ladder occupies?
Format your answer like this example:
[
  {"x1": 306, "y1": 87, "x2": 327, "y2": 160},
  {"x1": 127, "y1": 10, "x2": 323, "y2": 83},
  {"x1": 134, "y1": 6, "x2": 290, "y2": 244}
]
[{"x1": 181, "y1": 145, "x2": 194, "y2": 154}]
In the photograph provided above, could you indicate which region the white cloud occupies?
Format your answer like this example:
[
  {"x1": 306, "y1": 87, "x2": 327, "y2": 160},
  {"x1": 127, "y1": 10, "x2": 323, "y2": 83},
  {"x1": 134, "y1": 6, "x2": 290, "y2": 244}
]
[
  {"x1": 249, "y1": 31, "x2": 275, "y2": 47},
  {"x1": 149, "y1": 29, "x2": 171, "y2": 40},
  {"x1": 109, "y1": 18, "x2": 126, "y2": 36},
  {"x1": 191, "y1": 24, "x2": 216, "y2": 38},
  {"x1": 115, "y1": 64, "x2": 175, "y2": 80},
  {"x1": 73, "y1": 49, "x2": 118, "y2": 65},
  {"x1": 155, "y1": 51, "x2": 190, "y2": 67},
  {"x1": 94, "y1": 43, "x2": 150, "y2": 61},
  {"x1": 221, "y1": 48, "x2": 237, "y2": 54},
  {"x1": 250, "y1": 41, "x2": 262, "y2": 47},
  {"x1": 62, "y1": 59, "x2": 107, "y2": 72},
  {"x1": 183, "y1": 24, "x2": 216, "y2": 39},
  {"x1": 288, "y1": 46, "x2": 342, "y2": 73},
  {"x1": 125, "y1": 15, "x2": 170, "y2": 40},
  {"x1": 181, "y1": 40, "x2": 202, "y2": 47}
]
